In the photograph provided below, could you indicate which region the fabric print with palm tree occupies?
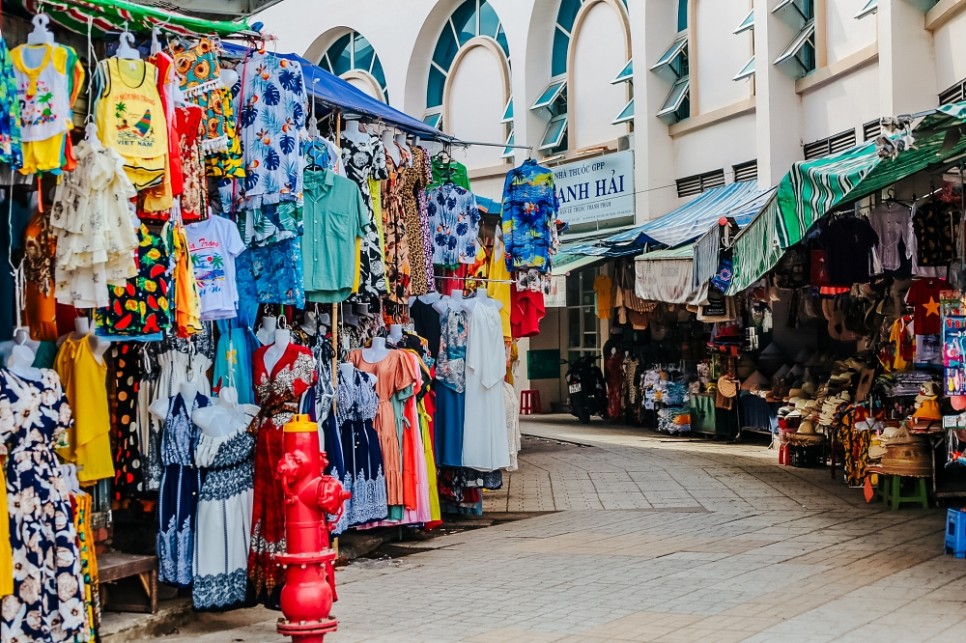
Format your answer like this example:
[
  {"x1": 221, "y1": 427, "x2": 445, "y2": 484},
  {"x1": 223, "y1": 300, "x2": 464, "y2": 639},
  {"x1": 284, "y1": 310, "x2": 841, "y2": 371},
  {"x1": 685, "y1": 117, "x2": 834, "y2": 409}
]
[{"x1": 21, "y1": 79, "x2": 58, "y2": 126}]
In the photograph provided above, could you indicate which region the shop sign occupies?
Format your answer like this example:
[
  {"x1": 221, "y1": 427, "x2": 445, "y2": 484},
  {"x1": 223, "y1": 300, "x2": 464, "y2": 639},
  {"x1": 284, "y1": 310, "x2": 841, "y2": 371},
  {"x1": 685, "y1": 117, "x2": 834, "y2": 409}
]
[
  {"x1": 545, "y1": 275, "x2": 567, "y2": 308},
  {"x1": 554, "y1": 150, "x2": 635, "y2": 226}
]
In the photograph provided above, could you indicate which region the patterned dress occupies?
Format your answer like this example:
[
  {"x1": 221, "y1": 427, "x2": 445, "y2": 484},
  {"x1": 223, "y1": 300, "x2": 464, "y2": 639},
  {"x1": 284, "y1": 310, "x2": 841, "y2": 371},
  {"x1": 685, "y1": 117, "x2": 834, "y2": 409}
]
[
  {"x1": 402, "y1": 147, "x2": 433, "y2": 295},
  {"x1": 0, "y1": 370, "x2": 87, "y2": 643},
  {"x1": 0, "y1": 34, "x2": 22, "y2": 168},
  {"x1": 108, "y1": 342, "x2": 145, "y2": 501},
  {"x1": 382, "y1": 151, "x2": 411, "y2": 303},
  {"x1": 248, "y1": 343, "x2": 316, "y2": 607},
  {"x1": 193, "y1": 404, "x2": 257, "y2": 611},
  {"x1": 341, "y1": 132, "x2": 389, "y2": 303},
  {"x1": 156, "y1": 392, "x2": 209, "y2": 588},
  {"x1": 336, "y1": 368, "x2": 387, "y2": 528}
]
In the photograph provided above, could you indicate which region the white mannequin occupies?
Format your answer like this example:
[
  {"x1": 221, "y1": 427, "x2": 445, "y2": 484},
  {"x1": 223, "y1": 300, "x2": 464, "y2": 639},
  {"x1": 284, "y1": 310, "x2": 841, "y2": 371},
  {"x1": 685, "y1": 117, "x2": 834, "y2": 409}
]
[
  {"x1": 256, "y1": 316, "x2": 277, "y2": 346},
  {"x1": 263, "y1": 328, "x2": 291, "y2": 374},
  {"x1": 464, "y1": 289, "x2": 502, "y2": 312},
  {"x1": 65, "y1": 317, "x2": 110, "y2": 365},
  {"x1": 7, "y1": 344, "x2": 41, "y2": 380},
  {"x1": 344, "y1": 119, "x2": 368, "y2": 144},
  {"x1": 179, "y1": 380, "x2": 201, "y2": 402},
  {"x1": 394, "y1": 133, "x2": 412, "y2": 165},
  {"x1": 362, "y1": 337, "x2": 390, "y2": 364},
  {"x1": 388, "y1": 324, "x2": 404, "y2": 344},
  {"x1": 338, "y1": 362, "x2": 356, "y2": 381},
  {"x1": 193, "y1": 386, "x2": 259, "y2": 439},
  {"x1": 383, "y1": 129, "x2": 401, "y2": 166},
  {"x1": 435, "y1": 291, "x2": 465, "y2": 315},
  {"x1": 0, "y1": 328, "x2": 39, "y2": 366}
]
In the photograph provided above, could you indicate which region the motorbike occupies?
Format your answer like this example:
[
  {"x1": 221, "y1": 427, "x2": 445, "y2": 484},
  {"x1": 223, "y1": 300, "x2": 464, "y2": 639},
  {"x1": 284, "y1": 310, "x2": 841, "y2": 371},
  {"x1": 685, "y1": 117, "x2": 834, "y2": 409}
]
[{"x1": 564, "y1": 354, "x2": 606, "y2": 424}]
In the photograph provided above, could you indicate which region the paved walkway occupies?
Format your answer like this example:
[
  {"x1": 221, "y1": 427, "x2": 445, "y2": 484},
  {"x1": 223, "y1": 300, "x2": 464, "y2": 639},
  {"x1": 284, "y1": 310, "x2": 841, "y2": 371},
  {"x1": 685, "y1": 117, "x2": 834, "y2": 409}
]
[{"x1": 151, "y1": 416, "x2": 965, "y2": 643}]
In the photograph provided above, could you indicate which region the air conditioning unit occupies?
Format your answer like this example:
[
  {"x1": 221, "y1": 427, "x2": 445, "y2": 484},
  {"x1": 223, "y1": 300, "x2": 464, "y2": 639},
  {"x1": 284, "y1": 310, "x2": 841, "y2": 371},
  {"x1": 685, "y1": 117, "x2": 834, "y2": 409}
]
[
  {"x1": 617, "y1": 134, "x2": 633, "y2": 151},
  {"x1": 140, "y1": 0, "x2": 283, "y2": 18}
]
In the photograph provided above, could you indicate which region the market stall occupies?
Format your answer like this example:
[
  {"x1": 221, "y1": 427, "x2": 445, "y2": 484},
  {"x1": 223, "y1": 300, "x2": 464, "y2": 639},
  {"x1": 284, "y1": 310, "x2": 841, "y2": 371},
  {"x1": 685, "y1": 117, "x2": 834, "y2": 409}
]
[{"x1": 0, "y1": 1, "x2": 557, "y2": 639}]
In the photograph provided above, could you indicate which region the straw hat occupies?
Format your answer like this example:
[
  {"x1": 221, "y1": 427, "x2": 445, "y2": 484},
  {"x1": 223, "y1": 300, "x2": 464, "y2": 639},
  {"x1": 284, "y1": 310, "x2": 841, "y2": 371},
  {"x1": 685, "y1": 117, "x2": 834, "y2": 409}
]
[
  {"x1": 717, "y1": 376, "x2": 739, "y2": 399},
  {"x1": 798, "y1": 420, "x2": 816, "y2": 435}
]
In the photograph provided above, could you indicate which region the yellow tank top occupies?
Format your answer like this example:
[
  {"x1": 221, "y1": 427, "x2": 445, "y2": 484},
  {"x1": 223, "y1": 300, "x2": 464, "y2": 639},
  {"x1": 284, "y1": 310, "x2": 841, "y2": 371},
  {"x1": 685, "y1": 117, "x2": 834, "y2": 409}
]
[
  {"x1": 487, "y1": 237, "x2": 513, "y2": 340},
  {"x1": 96, "y1": 58, "x2": 167, "y2": 187},
  {"x1": 54, "y1": 336, "x2": 115, "y2": 484}
]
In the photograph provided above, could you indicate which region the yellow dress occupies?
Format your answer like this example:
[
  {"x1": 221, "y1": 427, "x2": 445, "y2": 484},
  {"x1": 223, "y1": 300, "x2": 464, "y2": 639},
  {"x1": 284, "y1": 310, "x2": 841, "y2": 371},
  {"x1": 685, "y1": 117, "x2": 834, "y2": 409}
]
[
  {"x1": 0, "y1": 462, "x2": 12, "y2": 596},
  {"x1": 419, "y1": 400, "x2": 442, "y2": 522},
  {"x1": 487, "y1": 236, "x2": 513, "y2": 340},
  {"x1": 54, "y1": 336, "x2": 115, "y2": 484}
]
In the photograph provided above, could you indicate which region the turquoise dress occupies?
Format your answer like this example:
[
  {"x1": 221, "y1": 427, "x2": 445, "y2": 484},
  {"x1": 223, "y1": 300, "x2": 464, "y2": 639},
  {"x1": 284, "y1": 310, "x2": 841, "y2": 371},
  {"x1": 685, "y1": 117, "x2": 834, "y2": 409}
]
[{"x1": 213, "y1": 320, "x2": 259, "y2": 404}]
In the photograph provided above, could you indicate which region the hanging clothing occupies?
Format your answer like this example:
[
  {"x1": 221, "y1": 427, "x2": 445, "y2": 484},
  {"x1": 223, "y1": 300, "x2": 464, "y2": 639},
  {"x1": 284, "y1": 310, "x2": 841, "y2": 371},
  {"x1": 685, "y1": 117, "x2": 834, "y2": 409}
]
[
  {"x1": 305, "y1": 331, "x2": 336, "y2": 423},
  {"x1": 54, "y1": 336, "x2": 115, "y2": 484},
  {"x1": 176, "y1": 105, "x2": 208, "y2": 222},
  {"x1": 107, "y1": 342, "x2": 145, "y2": 501},
  {"x1": 335, "y1": 367, "x2": 388, "y2": 527},
  {"x1": 95, "y1": 223, "x2": 172, "y2": 337},
  {"x1": 605, "y1": 351, "x2": 623, "y2": 419},
  {"x1": 428, "y1": 157, "x2": 470, "y2": 190},
  {"x1": 50, "y1": 140, "x2": 139, "y2": 308},
  {"x1": 382, "y1": 152, "x2": 412, "y2": 303},
  {"x1": 0, "y1": 461, "x2": 10, "y2": 597},
  {"x1": 410, "y1": 298, "x2": 442, "y2": 358},
  {"x1": 427, "y1": 182, "x2": 481, "y2": 269},
  {"x1": 71, "y1": 491, "x2": 100, "y2": 641},
  {"x1": 487, "y1": 237, "x2": 513, "y2": 340},
  {"x1": 435, "y1": 306, "x2": 468, "y2": 467},
  {"x1": 0, "y1": 369, "x2": 87, "y2": 643},
  {"x1": 501, "y1": 159, "x2": 560, "y2": 273},
  {"x1": 233, "y1": 51, "x2": 307, "y2": 209},
  {"x1": 404, "y1": 147, "x2": 434, "y2": 295},
  {"x1": 503, "y1": 381, "x2": 520, "y2": 471},
  {"x1": 185, "y1": 215, "x2": 246, "y2": 321},
  {"x1": 302, "y1": 169, "x2": 367, "y2": 303},
  {"x1": 248, "y1": 342, "x2": 317, "y2": 606},
  {"x1": 0, "y1": 34, "x2": 23, "y2": 169},
  {"x1": 594, "y1": 274, "x2": 614, "y2": 320},
  {"x1": 349, "y1": 349, "x2": 418, "y2": 509},
  {"x1": 170, "y1": 223, "x2": 203, "y2": 338},
  {"x1": 10, "y1": 42, "x2": 84, "y2": 175},
  {"x1": 462, "y1": 304, "x2": 510, "y2": 471},
  {"x1": 248, "y1": 236, "x2": 305, "y2": 307},
  {"x1": 212, "y1": 320, "x2": 258, "y2": 404},
  {"x1": 22, "y1": 209, "x2": 58, "y2": 342},
  {"x1": 171, "y1": 38, "x2": 244, "y2": 177},
  {"x1": 94, "y1": 57, "x2": 168, "y2": 190},
  {"x1": 340, "y1": 130, "x2": 389, "y2": 303},
  {"x1": 192, "y1": 400, "x2": 258, "y2": 611},
  {"x1": 511, "y1": 288, "x2": 546, "y2": 338},
  {"x1": 153, "y1": 391, "x2": 208, "y2": 588}
]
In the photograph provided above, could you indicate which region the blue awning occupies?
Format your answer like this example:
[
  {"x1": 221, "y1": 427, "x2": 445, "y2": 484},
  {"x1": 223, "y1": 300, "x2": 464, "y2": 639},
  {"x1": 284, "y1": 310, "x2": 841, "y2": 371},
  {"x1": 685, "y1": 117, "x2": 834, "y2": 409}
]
[
  {"x1": 221, "y1": 42, "x2": 451, "y2": 141},
  {"x1": 571, "y1": 181, "x2": 774, "y2": 257}
]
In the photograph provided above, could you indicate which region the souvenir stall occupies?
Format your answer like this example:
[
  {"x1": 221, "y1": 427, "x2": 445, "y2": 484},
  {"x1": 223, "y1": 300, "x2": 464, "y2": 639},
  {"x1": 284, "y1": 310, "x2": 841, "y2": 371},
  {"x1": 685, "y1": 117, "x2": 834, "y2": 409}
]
[{"x1": 0, "y1": 1, "x2": 544, "y2": 639}]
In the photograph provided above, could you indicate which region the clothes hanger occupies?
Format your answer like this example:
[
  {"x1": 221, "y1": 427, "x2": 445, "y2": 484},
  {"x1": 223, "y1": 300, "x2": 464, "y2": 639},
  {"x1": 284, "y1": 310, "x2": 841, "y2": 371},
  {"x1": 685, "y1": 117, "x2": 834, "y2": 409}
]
[
  {"x1": 27, "y1": 14, "x2": 55, "y2": 45},
  {"x1": 116, "y1": 30, "x2": 141, "y2": 60}
]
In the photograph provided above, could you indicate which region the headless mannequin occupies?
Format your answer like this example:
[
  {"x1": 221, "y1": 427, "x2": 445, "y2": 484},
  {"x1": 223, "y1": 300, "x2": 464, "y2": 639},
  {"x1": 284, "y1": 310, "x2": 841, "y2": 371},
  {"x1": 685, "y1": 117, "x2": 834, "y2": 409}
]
[
  {"x1": 388, "y1": 324, "x2": 403, "y2": 344},
  {"x1": 464, "y1": 288, "x2": 502, "y2": 312},
  {"x1": 63, "y1": 317, "x2": 110, "y2": 365},
  {"x1": 362, "y1": 337, "x2": 390, "y2": 364},
  {"x1": 435, "y1": 290, "x2": 465, "y2": 315},
  {"x1": 263, "y1": 328, "x2": 291, "y2": 374},
  {"x1": 256, "y1": 316, "x2": 277, "y2": 346},
  {"x1": 383, "y1": 129, "x2": 401, "y2": 166},
  {"x1": 0, "y1": 327, "x2": 39, "y2": 366},
  {"x1": 338, "y1": 362, "x2": 355, "y2": 381},
  {"x1": 409, "y1": 292, "x2": 441, "y2": 307},
  {"x1": 192, "y1": 386, "x2": 259, "y2": 439},
  {"x1": 394, "y1": 133, "x2": 413, "y2": 166},
  {"x1": 7, "y1": 343, "x2": 40, "y2": 380},
  {"x1": 344, "y1": 120, "x2": 368, "y2": 145}
]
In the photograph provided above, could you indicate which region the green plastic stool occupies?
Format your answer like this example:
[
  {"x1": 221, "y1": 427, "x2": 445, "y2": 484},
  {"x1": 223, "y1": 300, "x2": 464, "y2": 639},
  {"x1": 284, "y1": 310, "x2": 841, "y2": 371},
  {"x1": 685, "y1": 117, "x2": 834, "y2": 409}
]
[{"x1": 881, "y1": 475, "x2": 929, "y2": 510}]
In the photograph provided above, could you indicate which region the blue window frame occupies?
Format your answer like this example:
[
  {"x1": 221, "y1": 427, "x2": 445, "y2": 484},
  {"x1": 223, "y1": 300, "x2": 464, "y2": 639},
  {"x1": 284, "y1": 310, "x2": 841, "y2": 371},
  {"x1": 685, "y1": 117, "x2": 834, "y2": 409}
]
[{"x1": 320, "y1": 30, "x2": 389, "y2": 102}]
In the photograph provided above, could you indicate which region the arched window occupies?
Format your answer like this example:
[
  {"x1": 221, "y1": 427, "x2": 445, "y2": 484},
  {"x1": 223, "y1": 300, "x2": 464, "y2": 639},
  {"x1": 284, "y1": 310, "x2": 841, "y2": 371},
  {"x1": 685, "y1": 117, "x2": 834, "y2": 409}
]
[
  {"x1": 425, "y1": 0, "x2": 511, "y2": 167},
  {"x1": 535, "y1": 0, "x2": 631, "y2": 153},
  {"x1": 319, "y1": 30, "x2": 389, "y2": 102}
]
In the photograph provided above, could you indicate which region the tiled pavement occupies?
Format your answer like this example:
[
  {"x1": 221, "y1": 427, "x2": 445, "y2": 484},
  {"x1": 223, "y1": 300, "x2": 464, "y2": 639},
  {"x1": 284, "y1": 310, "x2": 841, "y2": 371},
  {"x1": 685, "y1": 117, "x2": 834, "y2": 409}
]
[{"x1": 155, "y1": 416, "x2": 966, "y2": 642}]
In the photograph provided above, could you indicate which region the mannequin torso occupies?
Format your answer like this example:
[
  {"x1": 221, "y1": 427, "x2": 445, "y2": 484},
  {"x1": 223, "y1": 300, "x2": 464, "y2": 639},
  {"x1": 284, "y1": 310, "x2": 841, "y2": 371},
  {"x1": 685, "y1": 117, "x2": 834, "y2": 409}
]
[
  {"x1": 383, "y1": 129, "x2": 400, "y2": 165},
  {"x1": 256, "y1": 316, "x2": 277, "y2": 347},
  {"x1": 362, "y1": 337, "x2": 390, "y2": 364},
  {"x1": 263, "y1": 328, "x2": 291, "y2": 374}
]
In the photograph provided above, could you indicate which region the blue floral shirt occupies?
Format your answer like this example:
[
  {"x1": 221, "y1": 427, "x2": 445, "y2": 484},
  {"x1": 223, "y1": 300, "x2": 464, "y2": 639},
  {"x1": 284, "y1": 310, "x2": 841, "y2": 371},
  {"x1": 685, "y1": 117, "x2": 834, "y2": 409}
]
[
  {"x1": 500, "y1": 159, "x2": 560, "y2": 273},
  {"x1": 427, "y1": 183, "x2": 481, "y2": 268},
  {"x1": 233, "y1": 52, "x2": 307, "y2": 211}
]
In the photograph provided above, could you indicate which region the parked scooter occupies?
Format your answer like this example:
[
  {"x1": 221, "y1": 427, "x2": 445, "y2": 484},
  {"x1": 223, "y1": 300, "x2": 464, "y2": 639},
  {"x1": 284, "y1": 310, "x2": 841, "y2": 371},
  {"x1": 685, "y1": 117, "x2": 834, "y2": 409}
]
[{"x1": 564, "y1": 355, "x2": 606, "y2": 424}]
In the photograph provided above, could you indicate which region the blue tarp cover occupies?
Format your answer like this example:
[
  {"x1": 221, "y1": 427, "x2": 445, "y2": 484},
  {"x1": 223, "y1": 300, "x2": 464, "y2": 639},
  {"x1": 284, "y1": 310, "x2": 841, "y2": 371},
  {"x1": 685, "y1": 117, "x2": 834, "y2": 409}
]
[
  {"x1": 221, "y1": 42, "x2": 451, "y2": 141},
  {"x1": 571, "y1": 181, "x2": 774, "y2": 257}
]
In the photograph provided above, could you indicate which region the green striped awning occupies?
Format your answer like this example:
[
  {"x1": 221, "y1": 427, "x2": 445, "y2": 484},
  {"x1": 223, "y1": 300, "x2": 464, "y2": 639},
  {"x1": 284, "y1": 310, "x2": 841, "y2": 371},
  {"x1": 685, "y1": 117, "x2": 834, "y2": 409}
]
[
  {"x1": 14, "y1": 0, "x2": 253, "y2": 38},
  {"x1": 726, "y1": 195, "x2": 783, "y2": 295},
  {"x1": 775, "y1": 101, "x2": 966, "y2": 249}
]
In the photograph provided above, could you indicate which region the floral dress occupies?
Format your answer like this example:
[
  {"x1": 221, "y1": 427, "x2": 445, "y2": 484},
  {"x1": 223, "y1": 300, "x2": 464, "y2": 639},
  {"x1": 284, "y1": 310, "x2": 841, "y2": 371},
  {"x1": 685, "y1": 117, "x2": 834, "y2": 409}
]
[
  {"x1": 337, "y1": 368, "x2": 387, "y2": 528},
  {"x1": 155, "y1": 391, "x2": 209, "y2": 588},
  {"x1": 248, "y1": 343, "x2": 316, "y2": 607},
  {"x1": 0, "y1": 369, "x2": 87, "y2": 643},
  {"x1": 341, "y1": 132, "x2": 389, "y2": 303}
]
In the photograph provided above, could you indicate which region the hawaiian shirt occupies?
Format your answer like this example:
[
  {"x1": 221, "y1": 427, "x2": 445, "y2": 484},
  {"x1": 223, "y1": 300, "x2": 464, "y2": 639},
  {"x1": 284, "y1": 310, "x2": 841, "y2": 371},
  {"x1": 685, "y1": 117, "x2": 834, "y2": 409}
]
[
  {"x1": 427, "y1": 183, "x2": 481, "y2": 268},
  {"x1": 428, "y1": 157, "x2": 470, "y2": 190},
  {"x1": 0, "y1": 36, "x2": 22, "y2": 168},
  {"x1": 234, "y1": 51, "x2": 307, "y2": 210},
  {"x1": 501, "y1": 159, "x2": 560, "y2": 273}
]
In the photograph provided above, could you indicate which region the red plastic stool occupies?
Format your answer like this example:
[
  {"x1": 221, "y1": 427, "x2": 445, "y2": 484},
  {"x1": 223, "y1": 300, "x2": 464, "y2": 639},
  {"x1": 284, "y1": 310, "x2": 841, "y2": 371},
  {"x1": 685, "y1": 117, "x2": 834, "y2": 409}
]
[{"x1": 520, "y1": 390, "x2": 542, "y2": 415}]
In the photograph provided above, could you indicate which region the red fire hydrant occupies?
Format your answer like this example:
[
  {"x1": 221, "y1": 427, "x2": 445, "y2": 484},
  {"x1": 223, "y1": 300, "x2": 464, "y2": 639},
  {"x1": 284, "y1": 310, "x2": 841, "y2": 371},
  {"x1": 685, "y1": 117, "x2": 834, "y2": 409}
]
[{"x1": 275, "y1": 414, "x2": 351, "y2": 643}]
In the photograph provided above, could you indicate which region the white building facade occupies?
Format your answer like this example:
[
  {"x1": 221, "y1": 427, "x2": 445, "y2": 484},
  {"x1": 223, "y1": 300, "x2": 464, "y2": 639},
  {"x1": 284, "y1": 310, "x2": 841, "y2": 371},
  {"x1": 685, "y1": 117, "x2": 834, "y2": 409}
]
[{"x1": 256, "y1": 0, "x2": 966, "y2": 406}]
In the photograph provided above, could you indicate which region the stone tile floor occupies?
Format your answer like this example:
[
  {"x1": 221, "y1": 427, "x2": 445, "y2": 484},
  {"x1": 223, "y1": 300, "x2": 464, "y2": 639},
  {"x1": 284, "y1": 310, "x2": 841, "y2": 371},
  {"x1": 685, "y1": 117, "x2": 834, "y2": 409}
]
[{"x1": 152, "y1": 416, "x2": 965, "y2": 642}]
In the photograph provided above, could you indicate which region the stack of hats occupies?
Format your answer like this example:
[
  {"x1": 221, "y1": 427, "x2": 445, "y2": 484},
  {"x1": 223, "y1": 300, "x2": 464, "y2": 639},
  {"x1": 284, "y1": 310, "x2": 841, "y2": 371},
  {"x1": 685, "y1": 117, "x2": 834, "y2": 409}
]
[
  {"x1": 910, "y1": 381, "x2": 942, "y2": 430},
  {"x1": 817, "y1": 391, "x2": 851, "y2": 430}
]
